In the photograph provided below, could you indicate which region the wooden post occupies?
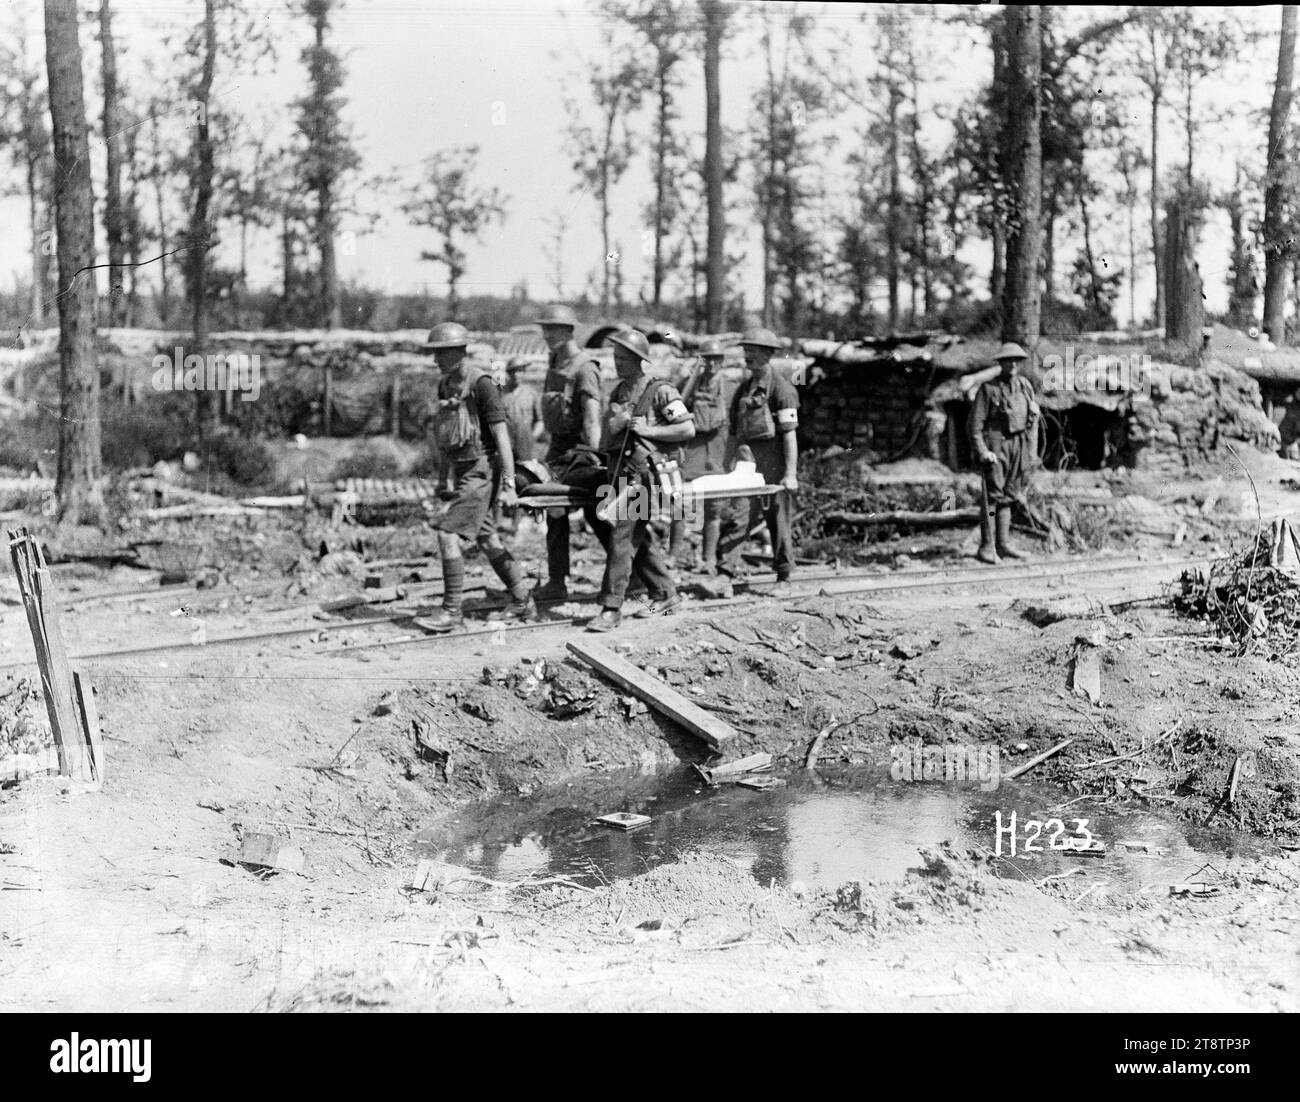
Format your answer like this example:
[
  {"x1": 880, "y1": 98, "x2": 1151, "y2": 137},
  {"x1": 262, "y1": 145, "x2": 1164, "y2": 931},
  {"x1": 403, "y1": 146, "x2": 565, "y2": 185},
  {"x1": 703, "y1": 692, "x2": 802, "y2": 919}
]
[
  {"x1": 390, "y1": 370, "x2": 402, "y2": 438},
  {"x1": 7, "y1": 529, "x2": 96, "y2": 780},
  {"x1": 322, "y1": 363, "x2": 333, "y2": 436},
  {"x1": 73, "y1": 671, "x2": 104, "y2": 783}
]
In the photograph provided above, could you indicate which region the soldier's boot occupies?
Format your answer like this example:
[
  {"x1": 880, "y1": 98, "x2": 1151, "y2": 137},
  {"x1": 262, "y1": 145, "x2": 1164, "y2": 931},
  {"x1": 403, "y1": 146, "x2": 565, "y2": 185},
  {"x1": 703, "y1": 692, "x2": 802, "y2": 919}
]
[
  {"x1": 977, "y1": 505, "x2": 1001, "y2": 565},
  {"x1": 700, "y1": 518, "x2": 721, "y2": 576},
  {"x1": 995, "y1": 505, "x2": 1027, "y2": 560},
  {"x1": 532, "y1": 578, "x2": 570, "y2": 604}
]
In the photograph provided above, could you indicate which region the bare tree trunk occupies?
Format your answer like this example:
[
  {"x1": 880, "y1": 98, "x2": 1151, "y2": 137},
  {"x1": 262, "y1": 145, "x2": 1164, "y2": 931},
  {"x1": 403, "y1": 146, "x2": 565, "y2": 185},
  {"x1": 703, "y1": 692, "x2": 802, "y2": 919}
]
[
  {"x1": 702, "y1": 0, "x2": 725, "y2": 331},
  {"x1": 1147, "y1": 28, "x2": 1166, "y2": 328},
  {"x1": 1165, "y1": 198, "x2": 1204, "y2": 344},
  {"x1": 1042, "y1": 174, "x2": 1058, "y2": 307},
  {"x1": 25, "y1": 152, "x2": 47, "y2": 328},
  {"x1": 988, "y1": 9, "x2": 1007, "y2": 315},
  {"x1": 190, "y1": 0, "x2": 216, "y2": 427},
  {"x1": 309, "y1": 4, "x2": 341, "y2": 330},
  {"x1": 1079, "y1": 191, "x2": 1102, "y2": 319},
  {"x1": 1000, "y1": 5, "x2": 1042, "y2": 346},
  {"x1": 1264, "y1": 5, "x2": 1297, "y2": 343},
  {"x1": 907, "y1": 61, "x2": 932, "y2": 320},
  {"x1": 760, "y1": 16, "x2": 776, "y2": 327},
  {"x1": 99, "y1": 0, "x2": 127, "y2": 327},
  {"x1": 44, "y1": 0, "x2": 102, "y2": 522},
  {"x1": 991, "y1": 220, "x2": 1005, "y2": 303},
  {"x1": 122, "y1": 122, "x2": 139, "y2": 326},
  {"x1": 281, "y1": 207, "x2": 295, "y2": 310},
  {"x1": 148, "y1": 111, "x2": 169, "y2": 325},
  {"x1": 600, "y1": 107, "x2": 615, "y2": 315},
  {"x1": 318, "y1": 178, "x2": 339, "y2": 327},
  {"x1": 651, "y1": 68, "x2": 668, "y2": 311},
  {"x1": 945, "y1": 188, "x2": 963, "y2": 304},
  {"x1": 886, "y1": 79, "x2": 901, "y2": 331},
  {"x1": 1128, "y1": 183, "x2": 1138, "y2": 328}
]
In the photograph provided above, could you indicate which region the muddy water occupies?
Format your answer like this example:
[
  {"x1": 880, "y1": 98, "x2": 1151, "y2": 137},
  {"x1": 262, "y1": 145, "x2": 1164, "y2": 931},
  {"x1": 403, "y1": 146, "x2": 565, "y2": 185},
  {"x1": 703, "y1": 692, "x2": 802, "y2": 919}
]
[{"x1": 418, "y1": 765, "x2": 1264, "y2": 893}]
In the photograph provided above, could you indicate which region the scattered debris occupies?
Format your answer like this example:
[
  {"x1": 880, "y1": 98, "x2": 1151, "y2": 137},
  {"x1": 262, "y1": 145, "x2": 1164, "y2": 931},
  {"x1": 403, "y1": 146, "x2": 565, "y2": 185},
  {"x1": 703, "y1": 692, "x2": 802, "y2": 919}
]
[
  {"x1": 891, "y1": 635, "x2": 936, "y2": 660},
  {"x1": 222, "y1": 832, "x2": 305, "y2": 875},
  {"x1": 1170, "y1": 882, "x2": 1221, "y2": 897},
  {"x1": 1069, "y1": 649, "x2": 1102, "y2": 704},
  {"x1": 595, "y1": 812, "x2": 652, "y2": 831},
  {"x1": 1017, "y1": 596, "x2": 1102, "y2": 627},
  {"x1": 1176, "y1": 518, "x2": 1300, "y2": 658}
]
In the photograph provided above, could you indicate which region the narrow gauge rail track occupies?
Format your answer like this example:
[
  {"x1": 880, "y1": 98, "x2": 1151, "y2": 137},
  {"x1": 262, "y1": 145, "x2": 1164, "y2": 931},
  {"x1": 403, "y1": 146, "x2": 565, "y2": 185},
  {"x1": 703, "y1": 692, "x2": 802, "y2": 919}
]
[{"x1": 20, "y1": 552, "x2": 1203, "y2": 667}]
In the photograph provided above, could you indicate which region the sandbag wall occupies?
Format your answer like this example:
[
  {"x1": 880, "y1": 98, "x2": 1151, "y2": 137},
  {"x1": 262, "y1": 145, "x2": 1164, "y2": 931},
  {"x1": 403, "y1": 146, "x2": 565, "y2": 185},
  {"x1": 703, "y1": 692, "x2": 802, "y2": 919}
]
[
  {"x1": 136, "y1": 331, "x2": 549, "y2": 441},
  {"x1": 799, "y1": 361, "x2": 933, "y2": 458},
  {"x1": 1125, "y1": 360, "x2": 1281, "y2": 473}
]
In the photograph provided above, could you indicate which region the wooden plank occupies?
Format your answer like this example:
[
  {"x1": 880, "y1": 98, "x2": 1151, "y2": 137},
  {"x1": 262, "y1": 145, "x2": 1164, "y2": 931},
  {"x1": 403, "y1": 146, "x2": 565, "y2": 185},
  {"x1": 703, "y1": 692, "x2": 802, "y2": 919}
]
[
  {"x1": 708, "y1": 752, "x2": 771, "y2": 776},
  {"x1": 693, "y1": 751, "x2": 772, "y2": 785},
  {"x1": 566, "y1": 640, "x2": 735, "y2": 752},
  {"x1": 1003, "y1": 738, "x2": 1073, "y2": 781},
  {"x1": 824, "y1": 508, "x2": 979, "y2": 528},
  {"x1": 73, "y1": 671, "x2": 104, "y2": 783}
]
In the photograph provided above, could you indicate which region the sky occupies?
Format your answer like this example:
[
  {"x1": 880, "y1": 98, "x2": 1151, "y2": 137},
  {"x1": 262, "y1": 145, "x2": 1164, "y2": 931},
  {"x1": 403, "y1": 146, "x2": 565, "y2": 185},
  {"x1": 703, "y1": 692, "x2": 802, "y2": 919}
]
[{"x1": 0, "y1": 1, "x2": 1288, "y2": 327}]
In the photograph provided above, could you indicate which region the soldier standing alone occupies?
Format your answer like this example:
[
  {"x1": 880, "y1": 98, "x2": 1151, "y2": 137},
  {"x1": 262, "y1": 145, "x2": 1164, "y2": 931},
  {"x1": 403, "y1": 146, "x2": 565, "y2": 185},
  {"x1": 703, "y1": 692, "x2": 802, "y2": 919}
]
[{"x1": 968, "y1": 341, "x2": 1040, "y2": 564}]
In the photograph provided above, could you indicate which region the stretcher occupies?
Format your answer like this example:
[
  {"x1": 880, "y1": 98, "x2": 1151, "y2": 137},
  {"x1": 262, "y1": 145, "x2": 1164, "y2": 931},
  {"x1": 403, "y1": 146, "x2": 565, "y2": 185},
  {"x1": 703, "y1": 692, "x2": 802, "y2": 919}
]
[{"x1": 514, "y1": 483, "x2": 784, "y2": 510}]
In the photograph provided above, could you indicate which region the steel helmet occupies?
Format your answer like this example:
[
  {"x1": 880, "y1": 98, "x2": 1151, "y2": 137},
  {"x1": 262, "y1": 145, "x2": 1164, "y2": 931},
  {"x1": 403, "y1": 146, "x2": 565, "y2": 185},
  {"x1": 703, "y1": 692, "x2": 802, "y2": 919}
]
[
  {"x1": 994, "y1": 341, "x2": 1029, "y2": 361},
  {"x1": 535, "y1": 303, "x2": 579, "y2": 328},
  {"x1": 425, "y1": 322, "x2": 470, "y2": 350},
  {"x1": 738, "y1": 327, "x2": 783, "y2": 350},
  {"x1": 699, "y1": 338, "x2": 726, "y2": 359},
  {"x1": 607, "y1": 327, "x2": 651, "y2": 362}
]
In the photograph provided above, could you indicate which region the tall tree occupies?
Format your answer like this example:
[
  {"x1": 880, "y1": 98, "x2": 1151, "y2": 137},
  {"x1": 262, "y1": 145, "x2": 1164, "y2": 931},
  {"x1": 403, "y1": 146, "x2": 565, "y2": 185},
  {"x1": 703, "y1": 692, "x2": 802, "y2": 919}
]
[
  {"x1": 98, "y1": 0, "x2": 128, "y2": 327},
  {"x1": 562, "y1": 25, "x2": 645, "y2": 314},
  {"x1": 542, "y1": 210, "x2": 569, "y2": 299},
  {"x1": 218, "y1": 121, "x2": 276, "y2": 297},
  {"x1": 701, "y1": 0, "x2": 727, "y2": 331},
  {"x1": 402, "y1": 145, "x2": 509, "y2": 318},
  {"x1": 1128, "y1": 9, "x2": 1182, "y2": 328},
  {"x1": 187, "y1": 0, "x2": 217, "y2": 426},
  {"x1": 1000, "y1": 5, "x2": 1043, "y2": 345},
  {"x1": 1224, "y1": 164, "x2": 1259, "y2": 329},
  {"x1": 1264, "y1": 5, "x2": 1298, "y2": 343},
  {"x1": 609, "y1": 0, "x2": 691, "y2": 313},
  {"x1": 0, "y1": 13, "x2": 54, "y2": 331},
  {"x1": 873, "y1": 8, "x2": 906, "y2": 329},
  {"x1": 295, "y1": 0, "x2": 360, "y2": 329},
  {"x1": 750, "y1": 8, "x2": 832, "y2": 333},
  {"x1": 43, "y1": 0, "x2": 102, "y2": 521},
  {"x1": 140, "y1": 95, "x2": 177, "y2": 326},
  {"x1": 1109, "y1": 134, "x2": 1145, "y2": 328}
]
